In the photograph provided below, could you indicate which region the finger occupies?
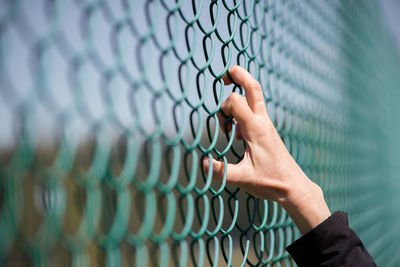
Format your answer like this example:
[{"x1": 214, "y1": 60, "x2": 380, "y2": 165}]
[
  {"x1": 221, "y1": 92, "x2": 253, "y2": 131},
  {"x1": 222, "y1": 72, "x2": 233, "y2": 85},
  {"x1": 202, "y1": 158, "x2": 243, "y2": 186},
  {"x1": 235, "y1": 124, "x2": 243, "y2": 140},
  {"x1": 217, "y1": 111, "x2": 232, "y2": 134},
  {"x1": 222, "y1": 66, "x2": 266, "y2": 114}
]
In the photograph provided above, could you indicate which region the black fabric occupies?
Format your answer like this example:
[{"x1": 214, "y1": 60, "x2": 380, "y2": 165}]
[{"x1": 286, "y1": 211, "x2": 377, "y2": 267}]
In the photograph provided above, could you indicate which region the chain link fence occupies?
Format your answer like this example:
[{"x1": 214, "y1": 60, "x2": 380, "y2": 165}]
[{"x1": 1, "y1": 0, "x2": 400, "y2": 266}]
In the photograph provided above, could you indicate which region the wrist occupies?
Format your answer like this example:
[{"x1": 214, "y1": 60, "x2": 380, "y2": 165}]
[{"x1": 279, "y1": 181, "x2": 331, "y2": 235}]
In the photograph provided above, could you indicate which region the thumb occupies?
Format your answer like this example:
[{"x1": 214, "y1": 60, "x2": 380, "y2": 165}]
[{"x1": 202, "y1": 157, "x2": 243, "y2": 186}]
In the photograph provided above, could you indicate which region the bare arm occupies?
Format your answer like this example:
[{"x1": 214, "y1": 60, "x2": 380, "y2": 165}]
[{"x1": 203, "y1": 65, "x2": 331, "y2": 235}]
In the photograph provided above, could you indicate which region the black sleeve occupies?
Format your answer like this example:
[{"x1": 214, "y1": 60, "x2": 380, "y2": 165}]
[{"x1": 286, "y1": 211, "x2": 377, "y2": 267}]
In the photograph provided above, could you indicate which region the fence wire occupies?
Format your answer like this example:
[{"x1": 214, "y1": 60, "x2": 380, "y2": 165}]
[{"x1": 1, "y1": 0, "x2": 400, "y2": 266}]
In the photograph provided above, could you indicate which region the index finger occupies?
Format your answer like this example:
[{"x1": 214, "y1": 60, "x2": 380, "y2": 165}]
[{"x1": 222, "y1": 66, "x2": 266, "y2": 114}]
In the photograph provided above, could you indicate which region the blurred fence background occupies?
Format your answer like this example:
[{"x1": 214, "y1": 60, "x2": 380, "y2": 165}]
[{"x1": 1, "y1": 0, "x2": 400, "y2": 266}]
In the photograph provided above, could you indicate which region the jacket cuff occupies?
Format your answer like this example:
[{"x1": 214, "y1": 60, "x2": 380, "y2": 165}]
[{"x1": 286, "y1": 211, "x2": 349, "y2": 266}]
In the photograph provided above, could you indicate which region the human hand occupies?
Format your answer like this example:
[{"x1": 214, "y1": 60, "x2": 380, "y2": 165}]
[{"x1": 203, "y1": 66, "x2": 331, "y2": 234}]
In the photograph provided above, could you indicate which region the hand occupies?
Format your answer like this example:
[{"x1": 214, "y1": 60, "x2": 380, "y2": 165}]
[{"x1": 203, "y1": 66, "x2": 331, "y2": 234}]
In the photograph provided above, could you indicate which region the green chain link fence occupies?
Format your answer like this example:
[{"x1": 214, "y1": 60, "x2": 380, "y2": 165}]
[{"x1": 1, "y1": 0, "x2": 400, "y2": 266}]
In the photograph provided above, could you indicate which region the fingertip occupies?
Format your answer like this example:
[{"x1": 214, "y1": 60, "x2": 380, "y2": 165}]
[
  {"x1": 203, "y1": 158, "x2": 223, "y2": 172},
  {"x1": 235, "y1": 124, "x2": 243, "y2": 140},
  {"x1": 216, "y1": 112, "x2": 226, "y2": 133},
  {"x1": 204, "y1": 158, "x2": 224, "y2": 179},
  {"x1": 224, "y1": 122, "x2": 232, "y2": 134},
  {"x1": 213, "y1": 158, "x2": 224, "y2": 169},
  {"x1": 202, "y1": 157, "x2": 210, "y2": 170},
  {"x1": 204, "y1": 159, "x2": 242, "y2": 186},
  {"x1": 222, "y1": 73, "x2": 233, "y2": 85}
]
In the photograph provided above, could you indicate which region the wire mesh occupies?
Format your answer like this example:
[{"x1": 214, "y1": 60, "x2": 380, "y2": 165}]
[{"x1": 1, "y1": 0, "x2": 400, "y2": 266}]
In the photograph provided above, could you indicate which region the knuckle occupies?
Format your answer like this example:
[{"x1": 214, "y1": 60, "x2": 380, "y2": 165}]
[
  {"x1": 228, "y1": 92, "x2": 241, "y2": 103},
  {"x1": 230, "y1": 65, "x2": 241, "y2": 74},
  {"x1": 254, "y1": 100, "x2": 267, "y2": 111},
  {"x1": 250, "y1": 80, "x2": 262, "y2": 91}
]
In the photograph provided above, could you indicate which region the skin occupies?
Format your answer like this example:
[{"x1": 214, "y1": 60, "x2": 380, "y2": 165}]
[{"x1": 203, "y1": 65, "x2": 331, "y2": 235}]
